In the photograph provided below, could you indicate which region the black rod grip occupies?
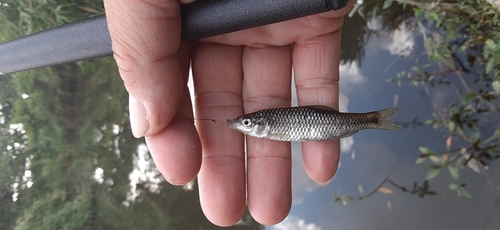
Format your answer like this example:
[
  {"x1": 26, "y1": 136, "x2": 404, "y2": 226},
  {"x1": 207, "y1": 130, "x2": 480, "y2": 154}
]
[
  {"x1": 0, "y1": 15, "x2": 111, "y2": 75},
  {"x1": 0, "y1": 0, "x2": 348, "y2": 74},
  {"x1": 181, "y1": 0, "x2": 347, "y2": 41}
]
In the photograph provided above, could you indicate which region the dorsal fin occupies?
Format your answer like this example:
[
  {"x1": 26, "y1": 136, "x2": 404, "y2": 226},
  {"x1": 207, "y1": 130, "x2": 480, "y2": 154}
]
[{"x1": 305, "y1": 105, "x2": 339, "y2": 113}]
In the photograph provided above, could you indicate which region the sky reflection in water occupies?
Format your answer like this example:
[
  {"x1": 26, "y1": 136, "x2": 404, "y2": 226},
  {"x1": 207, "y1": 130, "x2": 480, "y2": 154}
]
[{"x1": 267, "y1": 13, "x2": 500, "y2": 230}]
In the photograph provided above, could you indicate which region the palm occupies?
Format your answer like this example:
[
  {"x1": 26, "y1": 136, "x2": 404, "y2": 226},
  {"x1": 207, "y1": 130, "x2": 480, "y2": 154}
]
[
  {"x1": 205, "y1": 11, "x2": 346, "y2": 46},
  {"x1": 184, "y1": 9, "x2": 349, "y2": 226}
]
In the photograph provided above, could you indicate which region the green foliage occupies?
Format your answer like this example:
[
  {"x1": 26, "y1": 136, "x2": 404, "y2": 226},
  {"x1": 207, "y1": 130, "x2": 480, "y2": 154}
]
[
  {"x1": 0, "y1": 0, "x2": 104, "y2": 41},
  {"x1": 448, "y1": 182, "x2": 472, "y2": 199},
  {"x1": 4, "y1": 56, "x2": 135, "y2": 228},
  {"x1": 332, "y1": 179, "x2": 436, "y2": 205},
  {"x1": 385, "y1": 0, "x2": 500, "y2": 198},
  {"x1": 15, "y1": 190, "x2": 92, "y2": 230},
  {"x1": 335, "y1": 0, "x2": 500, "y2": 204},
  {"x1": 0, "y1": 1, "x2": 264, "y2": 229},
  {"x1": 0, "y1": 73, "x2": 28, "y2": 229}
]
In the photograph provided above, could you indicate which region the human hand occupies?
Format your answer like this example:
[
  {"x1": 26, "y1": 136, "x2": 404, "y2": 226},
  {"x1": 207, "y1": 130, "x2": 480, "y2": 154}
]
[{"x1": 103, "y1": 0, "x2": 353, "y2": 226}]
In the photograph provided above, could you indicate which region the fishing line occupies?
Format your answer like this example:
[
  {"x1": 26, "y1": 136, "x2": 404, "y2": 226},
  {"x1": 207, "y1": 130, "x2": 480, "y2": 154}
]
[{"x1": 174, "y1": 117, "x2": 226, "y2": 125}]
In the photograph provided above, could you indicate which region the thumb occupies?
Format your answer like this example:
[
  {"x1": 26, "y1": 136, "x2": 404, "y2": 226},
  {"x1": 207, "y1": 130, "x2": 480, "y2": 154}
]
[{"x1": 104, "y1": 0, "x2": 184, "y2": 137}]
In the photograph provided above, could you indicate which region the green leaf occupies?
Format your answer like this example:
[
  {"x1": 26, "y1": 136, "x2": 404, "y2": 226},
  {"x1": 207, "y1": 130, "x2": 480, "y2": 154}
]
[
  {"x1": 414, "y1": 7, "x2": 422, "y2": 17},
  {"x1": 439, "y1": 156, "x2": 447, "y2": 166},
  {"x1": 357, "y1": 184, "x2": 364, "y2": 195},
  {"x1": 419, "y1": 146, "x2": 430, "y2": 154},
  {"x1": 433, "y1": 122, "x2": 442, "y2": 129},
  {"x1": 486, "y1": 59, "x2": 495, "y2": 74},
  {"x1": 441, "y1": 57, "x2": 456, "y2": 70},
  {"x1": 448, "y1": 183, "x2": 458, "y2": 190},
  {"x1": 450, "y1": 104, "x2": 457, "y2": 114},
  {"x1": 416, "y1": 156, "x2": 427, "y2": 164},
  {"x1": 447, "y1": 121, "x2": 456, "y2": 132},
  {"x1": 485, "y1": 39, "x2": 497, "y2": 50},
  {"x1": 467, "y1": 158, "x2": 481, "y2": 174},
  {"x1": 492, "y1": 80, "x2": 500, "y2": 95},
  {"x1": 428, "y1": 12, "x2": 440, "y2": 22},
  {"x1": 418, "y1": 146, "x2": 436, "y2": 156},
  {"x1": 411, "y1": 66, "x2": 422, "y2": 74},
  {"x1": 371, "y1": 6, "x2": 379, "y2": 20},
  {"x1": 459, "y1": 189, "x2": 472, "y2": 199},
  {"x1": 470, "y1": 132, "x2": 480, "y2": 145},
  {"x1": 357, "y1": 8, "x2": 365, "y2": 18},
  {"x1": 461, "y1": 93, "x2": 475, "y2": 102},
  {"x1": 494, "y1": 52, "x2": 500, "y2": 62},
  {"x1": 450, "y1": 183, "x2": 472, "y2": 199},
  {"x1": 426, "y1": 168, "x2": 441, "y2": 180},
  {"x1": 448, "y1": 166, "x2": 460, "y2": 181},
  {"x1": 428, "y1": 75, "x2": 435, "y2": 82},
  {"x1": 382, "y1": 0, "x2": 394, "y2": 10},
  {"x1": 429, "y1": 155, "x2": 441, "y2": 164}
]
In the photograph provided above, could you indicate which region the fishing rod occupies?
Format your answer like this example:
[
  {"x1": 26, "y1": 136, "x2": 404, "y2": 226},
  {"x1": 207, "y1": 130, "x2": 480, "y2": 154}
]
[{"x1": 0, "y1": 0, "x2": 348, "y2": 75}]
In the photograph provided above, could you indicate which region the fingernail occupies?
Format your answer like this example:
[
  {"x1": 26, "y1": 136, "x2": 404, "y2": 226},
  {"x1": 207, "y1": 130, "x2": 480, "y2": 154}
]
[
  {"x1": 316, "y1": 178, "x2": 333, "y2": 186},
  {"x1": 129, "y1": 94, "x2": 149, "y2": 138}
]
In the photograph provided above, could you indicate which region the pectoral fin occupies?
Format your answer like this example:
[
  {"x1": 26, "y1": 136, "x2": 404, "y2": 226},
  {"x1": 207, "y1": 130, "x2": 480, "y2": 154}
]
[{"x1": 338, "y1": 130, "x2": 359, "y2": 138}]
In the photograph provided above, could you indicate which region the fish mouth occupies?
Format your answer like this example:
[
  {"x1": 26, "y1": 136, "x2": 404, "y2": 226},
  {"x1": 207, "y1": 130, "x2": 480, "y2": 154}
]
[{"x1": 225, "y1": 119, "x2": 235, "y2": 128}]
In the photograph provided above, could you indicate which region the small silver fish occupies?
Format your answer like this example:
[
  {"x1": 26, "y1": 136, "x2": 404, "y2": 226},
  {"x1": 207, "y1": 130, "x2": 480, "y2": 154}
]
[{"x1": 226, "y1": 105, "x2": 402, "y2": 142}]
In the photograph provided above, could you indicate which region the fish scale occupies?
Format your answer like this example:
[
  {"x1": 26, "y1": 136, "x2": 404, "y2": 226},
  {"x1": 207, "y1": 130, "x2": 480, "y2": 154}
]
[{"x1": 226, "y1": 105, "x2": 402, "y2": 142}]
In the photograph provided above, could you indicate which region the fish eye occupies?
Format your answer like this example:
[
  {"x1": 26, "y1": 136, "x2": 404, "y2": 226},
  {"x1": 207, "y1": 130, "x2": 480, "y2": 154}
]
[{"x1": 241, "y1": 118, "x2": 252, "y2": 126}]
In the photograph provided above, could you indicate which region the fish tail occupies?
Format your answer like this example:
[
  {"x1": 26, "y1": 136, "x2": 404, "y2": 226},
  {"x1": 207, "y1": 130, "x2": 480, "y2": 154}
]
[{"x1": 377, "y1": 107, "x2": 403, "y2": 131}]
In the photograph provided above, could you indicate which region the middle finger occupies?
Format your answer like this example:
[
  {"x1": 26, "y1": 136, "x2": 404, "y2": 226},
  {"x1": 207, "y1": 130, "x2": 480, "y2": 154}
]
[{"x1": 242, "y1": 45, "x2": 293, "y2": 225}]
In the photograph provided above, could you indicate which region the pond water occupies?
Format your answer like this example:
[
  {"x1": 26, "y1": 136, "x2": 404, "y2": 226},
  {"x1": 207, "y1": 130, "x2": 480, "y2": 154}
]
[{"x1": 273, "y1": 10, "x2": 500, "y2": 230}]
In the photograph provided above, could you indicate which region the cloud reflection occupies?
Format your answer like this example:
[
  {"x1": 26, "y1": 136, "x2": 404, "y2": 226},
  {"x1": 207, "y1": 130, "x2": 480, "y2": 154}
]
[
  {"x1": 339, "y1": 62, "x2": 365, "y2": 94},
  {"x1": 385, "y1": 25, "x2": 415, "y2": 57},
  {"x1": 271, "y1": 216, "x2": 322, "y2": 230},
  {"x1": 366, "y1": 17, "x2": 416, "y2": 57}
]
